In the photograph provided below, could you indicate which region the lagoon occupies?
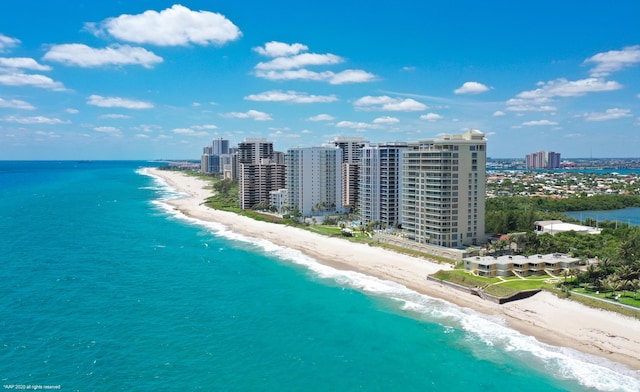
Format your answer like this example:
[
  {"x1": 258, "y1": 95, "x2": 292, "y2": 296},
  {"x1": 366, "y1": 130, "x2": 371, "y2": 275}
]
[{"x1": 565, "y1": 207, "x2": 640, "y2": 227}]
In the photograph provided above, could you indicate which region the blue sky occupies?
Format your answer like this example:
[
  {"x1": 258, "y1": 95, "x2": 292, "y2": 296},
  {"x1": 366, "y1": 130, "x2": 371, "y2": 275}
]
[{"x1": 1, "y1": 1, "x2": 639, "y2": 160}]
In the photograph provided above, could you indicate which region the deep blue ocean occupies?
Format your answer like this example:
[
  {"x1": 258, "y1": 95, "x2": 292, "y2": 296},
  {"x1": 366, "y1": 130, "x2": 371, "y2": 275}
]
[{"x1": 1, "y1": 161, "x2": 639, "y2": 391}]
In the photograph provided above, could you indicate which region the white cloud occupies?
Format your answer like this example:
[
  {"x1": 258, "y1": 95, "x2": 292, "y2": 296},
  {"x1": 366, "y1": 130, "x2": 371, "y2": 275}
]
[
  {"x1": 454, "y1": 81, "x2": 490, "y2": 94},
  {"x1": 505, "y1": 100, "x2": 557, "y2": 112},
  {"x1": 335, "y1": 121, "x2": 381, "y2": 129},
  {"x1": 44, "y1": 44, "x2": 162, "y2": 68},
  {"x1": 253, "y1": 41, "x2": 308, "y2": 57},
  {"x1": 584, "y1": 46, "x2": 640, "y2": 76},
  {"x1": 372, "y1": 116, "x2": 399, "y2": 124},
  {"x1": 518, "y1": 78, "x2": 622, "y2": 99},
  {"x1": 308, "y1": 114, "x2": 335, "y2": 121},
  {"x1": 0, "y1": 57, "x2": 51, "y2": 71},
  {"x1": 329, "y1": 69, "x2": 375, "y2": 84},
  {"x1": 255, "y1": 68, "x2": 375, "y2": 84},
  {"x1": 255, "y1": 53, "x2": 343, "y2": 70},
  {"x1": 192, "y1": 124, "x2": 218, "y2": 130},
  {"x1": 0, "y1": 71, "x2": 65, "y2": 90},
  {"x1": 520, "y1": 120, "x2": 558, "y2": 126},
  {"x1": 1, "y1": 115, "x2": 70, "y2": 124},
  {"x1": 0, "y1": 97, "x2": 35, "y2": 110},
  {"x1": 0, "y1": 34, "x2": 20, "y2": 53},
  {"x1": 420, "y1": 113, "x2": 443, "y2": 121},
  {"x1": 493, "y1": 110, "x2": 506, "y2": 117},
  {"x1": 99, "y1": 114, "x2": 131, "y2": 119},
  {"x1": 171, "y1": 128, "x2": 209, "y2": 136},
  {"x1": 88, "y1": 4, "x2": 241, "y2": 46},
  {"x1": 354, "y1": 95, "x2": 427, "y2": 112},
  {"x1": 485, "y1": 131, "x2": 496, "y2": 136},
  {"x1": 220, "y1": 109, "x2": 272, "y2": 121},
  {"x1": 94, "y1": 126, "x2": 121, "y2": 135},
  {"x1": 301, "y1": 129, "x2": 312, "y2": 134},
  {"x1": 584, "y1": 108, "x2": 633, "y2": 121},
  {"x1": 87, "y1": 95, "x2": 154, "y2": 109},
  {"x1": 401, "y1": 66, "x2": 416, "y2": 72},
  {"x1": 245, "y1": 90, "x2": 338, "y2": 103},
  {"x1": 66, "y1": 108, "x2": 79, "y2": 114}
]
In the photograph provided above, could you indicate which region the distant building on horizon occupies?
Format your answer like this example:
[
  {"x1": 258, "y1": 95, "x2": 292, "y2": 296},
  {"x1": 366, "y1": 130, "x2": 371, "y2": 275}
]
[{"x1": 526, "y1": 150, "x2": 561, "y2": 169}]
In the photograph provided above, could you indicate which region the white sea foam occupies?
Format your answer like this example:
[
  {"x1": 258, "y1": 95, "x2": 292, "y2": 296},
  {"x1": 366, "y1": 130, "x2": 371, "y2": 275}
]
[{"x1": 140, "y1": 169, "x2": 640, "y2": 391}]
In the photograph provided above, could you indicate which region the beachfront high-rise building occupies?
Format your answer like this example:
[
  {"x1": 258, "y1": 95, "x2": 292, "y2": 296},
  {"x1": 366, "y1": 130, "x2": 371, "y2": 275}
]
[
  {"x1": 200, "y1": 138, "x2": 230, "y2": 175},
  {"x1": 328, "y1": 137, "x2": 369, "y2": 210},
  {"x1": 359, "y1": 142, "x2": 409, "y2": 227},
  {"x1": 526, "y1": 150, "x2": 561, "y2": 169},
  {"x1": 285, "y1": 146, "x2": 344, "y2": 217},
  {"x1": 212, "y1": 137, "x2": 229, "y2": 155},
  {"x1": 237, "y1": 138, "x2": 285, "y2": 210},
  {"x1": 401, "y1": 130, "x2": 486, "y2": 248}
]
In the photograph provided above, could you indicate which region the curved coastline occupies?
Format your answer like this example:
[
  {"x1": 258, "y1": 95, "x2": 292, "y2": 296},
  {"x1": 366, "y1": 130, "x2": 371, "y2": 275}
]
[{"x1": 144, "y1": 168, "x2": 640, "y2": 374}]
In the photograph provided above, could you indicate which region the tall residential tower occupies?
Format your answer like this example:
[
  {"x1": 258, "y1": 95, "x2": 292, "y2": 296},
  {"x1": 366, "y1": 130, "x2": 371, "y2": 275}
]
[{"x1": 401, "y1": 130, "x2": 486, "y2": 248}]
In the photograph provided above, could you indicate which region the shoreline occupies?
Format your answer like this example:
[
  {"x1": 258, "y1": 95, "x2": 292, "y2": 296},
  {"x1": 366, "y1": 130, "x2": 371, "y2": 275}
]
[{"x1": 146, "y1": 168, "x2": 640, "y2": 371}]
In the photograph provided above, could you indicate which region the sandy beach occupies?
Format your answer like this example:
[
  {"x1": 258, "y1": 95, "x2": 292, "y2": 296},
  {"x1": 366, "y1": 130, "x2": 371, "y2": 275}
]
[{"x1": 147, "y1": 168, "x2": 640, "y2": 370}]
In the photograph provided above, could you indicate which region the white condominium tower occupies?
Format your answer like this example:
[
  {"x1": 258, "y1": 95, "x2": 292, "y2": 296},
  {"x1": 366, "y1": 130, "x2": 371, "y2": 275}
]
[
  {"x1": 359, "y1": 142, "x2": 409, "y2": 227},
  {"x1": 328, "y1": 137, "x2": 369, "y2": 210},
  {"x1": 402, "y1": 130, "x2": 486, "y2": 248},
  {"x1": 285, "y1": 146, "x2": 343, "y2": 217}
]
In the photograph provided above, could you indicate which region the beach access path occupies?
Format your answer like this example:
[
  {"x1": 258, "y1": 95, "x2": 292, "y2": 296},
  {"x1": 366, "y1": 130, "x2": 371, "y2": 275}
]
[{"x1": 147, "y1": 168, "x2": 640, "y2": 370}]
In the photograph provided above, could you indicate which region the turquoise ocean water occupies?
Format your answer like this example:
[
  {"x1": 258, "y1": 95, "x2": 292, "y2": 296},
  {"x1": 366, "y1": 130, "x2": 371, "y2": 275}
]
[{"x1": 1, "y1": 161, "x2": 639, "y2": 391}]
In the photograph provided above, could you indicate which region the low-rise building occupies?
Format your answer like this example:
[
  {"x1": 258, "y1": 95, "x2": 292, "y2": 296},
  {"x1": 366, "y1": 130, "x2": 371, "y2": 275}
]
[
  {"x1": 534, "y1": 220, "x2": 602, "y2": 235},
  {"x1": 463, "y1": 253, "x2": 580, "y2": 277}
]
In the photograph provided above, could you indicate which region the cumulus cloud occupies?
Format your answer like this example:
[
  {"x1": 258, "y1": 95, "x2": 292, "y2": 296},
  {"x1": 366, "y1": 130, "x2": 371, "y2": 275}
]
[
  {"x1": 87, "y1": 95, "x2": 154, "y2": 109},
  {"x1": 99, "y1": 114, "x2": 131, "y2": 119},
  {"x1": 0, "y1": 71, "x2": 66, "y2": 90},
  {"x1": 420, "y1": 113, "x2": 443, "y2": 121},
  {"x1": 44, "y1": 44, "x2": 162, "y2": 68},
  {"x1": 220, "y1": 109, "x2": 272, "y2": 121},
  {"x1": 253, "y1": 41, "x2": 308, "y2": 57},
  {"x1": 372, "y1": 116, "x2": 399, "y2": 124},
  {"x1": 66, "y1": 108, "x2": 79, "y2": 114},
  {"x1": 520, "y1": 120, "x2": 558, "y2": 126},
  {"x1": 584, "y1": 108, "x2": 633, "y2": 121},
  {"x1": 454, "y1": 81, "x2": 490, "y2": 94},
  {"x1": 503, "y1": 77, "x2": 621, "y2": 113},
  {"x1": 0, "y1": 57, "x2": 51, "y2": 71},
  {"x1": 1, "y1": 115, "x2": 70, "y2": 124},
  {"x1": 0, "y1": 97, "x2": 35, "y2": 110},
  {"x1": 192, "y1": 124, "x2": 218, "y2": 130},
  {"x1": 172, "y1": 128, "x2": 209, "y2": 136},
  {"x1": 0, "y1": 34, "x2": 20, "y2": 53},
  {"x1": 493, "y1": 110, "x2": 506, "y2": 117},
  {"x1": 94, "y1": 126, "x2": 121, "y2": 136},
  {"x1": 87, "y1": 4, "x2": 241, "y2": 46},
  {"x1": 255, "y1": 53, "x2": 343, "y2": 70},
  {"x1": 330, "y1": 69, "x2": 376, "y2": 84},
  {"x1": 252, "y1": 41, "x2": 375, "y2": 85},
  {"x1": 354, "y1": 95, "x2": 427, "y2": 111},
  {"x1": 505, "y1": 98, "x2": 557, "y2": 112},
  {"x1": 519, "y1": 78, "x2": 622, "y2": 99},
  {"x1": 308, "y1": 114, "x2": 335, "y2": 121},
  {"x1": 584, "y1": 46, "x2": 640, "y2": 76},
  {"x1": 255, "y1": 69, "x2": 375, "y2": 84},
  {"x1": 335, "y1": 121, "x2": 381, "y2": 129},
  {"x1": 245, "y1": 90, "x2": 338, "y2": 103}
]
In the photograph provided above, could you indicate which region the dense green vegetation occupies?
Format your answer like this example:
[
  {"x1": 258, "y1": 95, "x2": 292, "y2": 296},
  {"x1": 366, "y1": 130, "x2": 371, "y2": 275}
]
[{"x1": 485, "y1": 194, "x2": 640, "y2": 234}]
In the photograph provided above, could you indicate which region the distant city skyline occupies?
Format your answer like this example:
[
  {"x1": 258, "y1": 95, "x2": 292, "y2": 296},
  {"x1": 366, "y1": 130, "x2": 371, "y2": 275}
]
[{"x1": 1, "y1": 1, "x2": 639, "y2": 160}]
